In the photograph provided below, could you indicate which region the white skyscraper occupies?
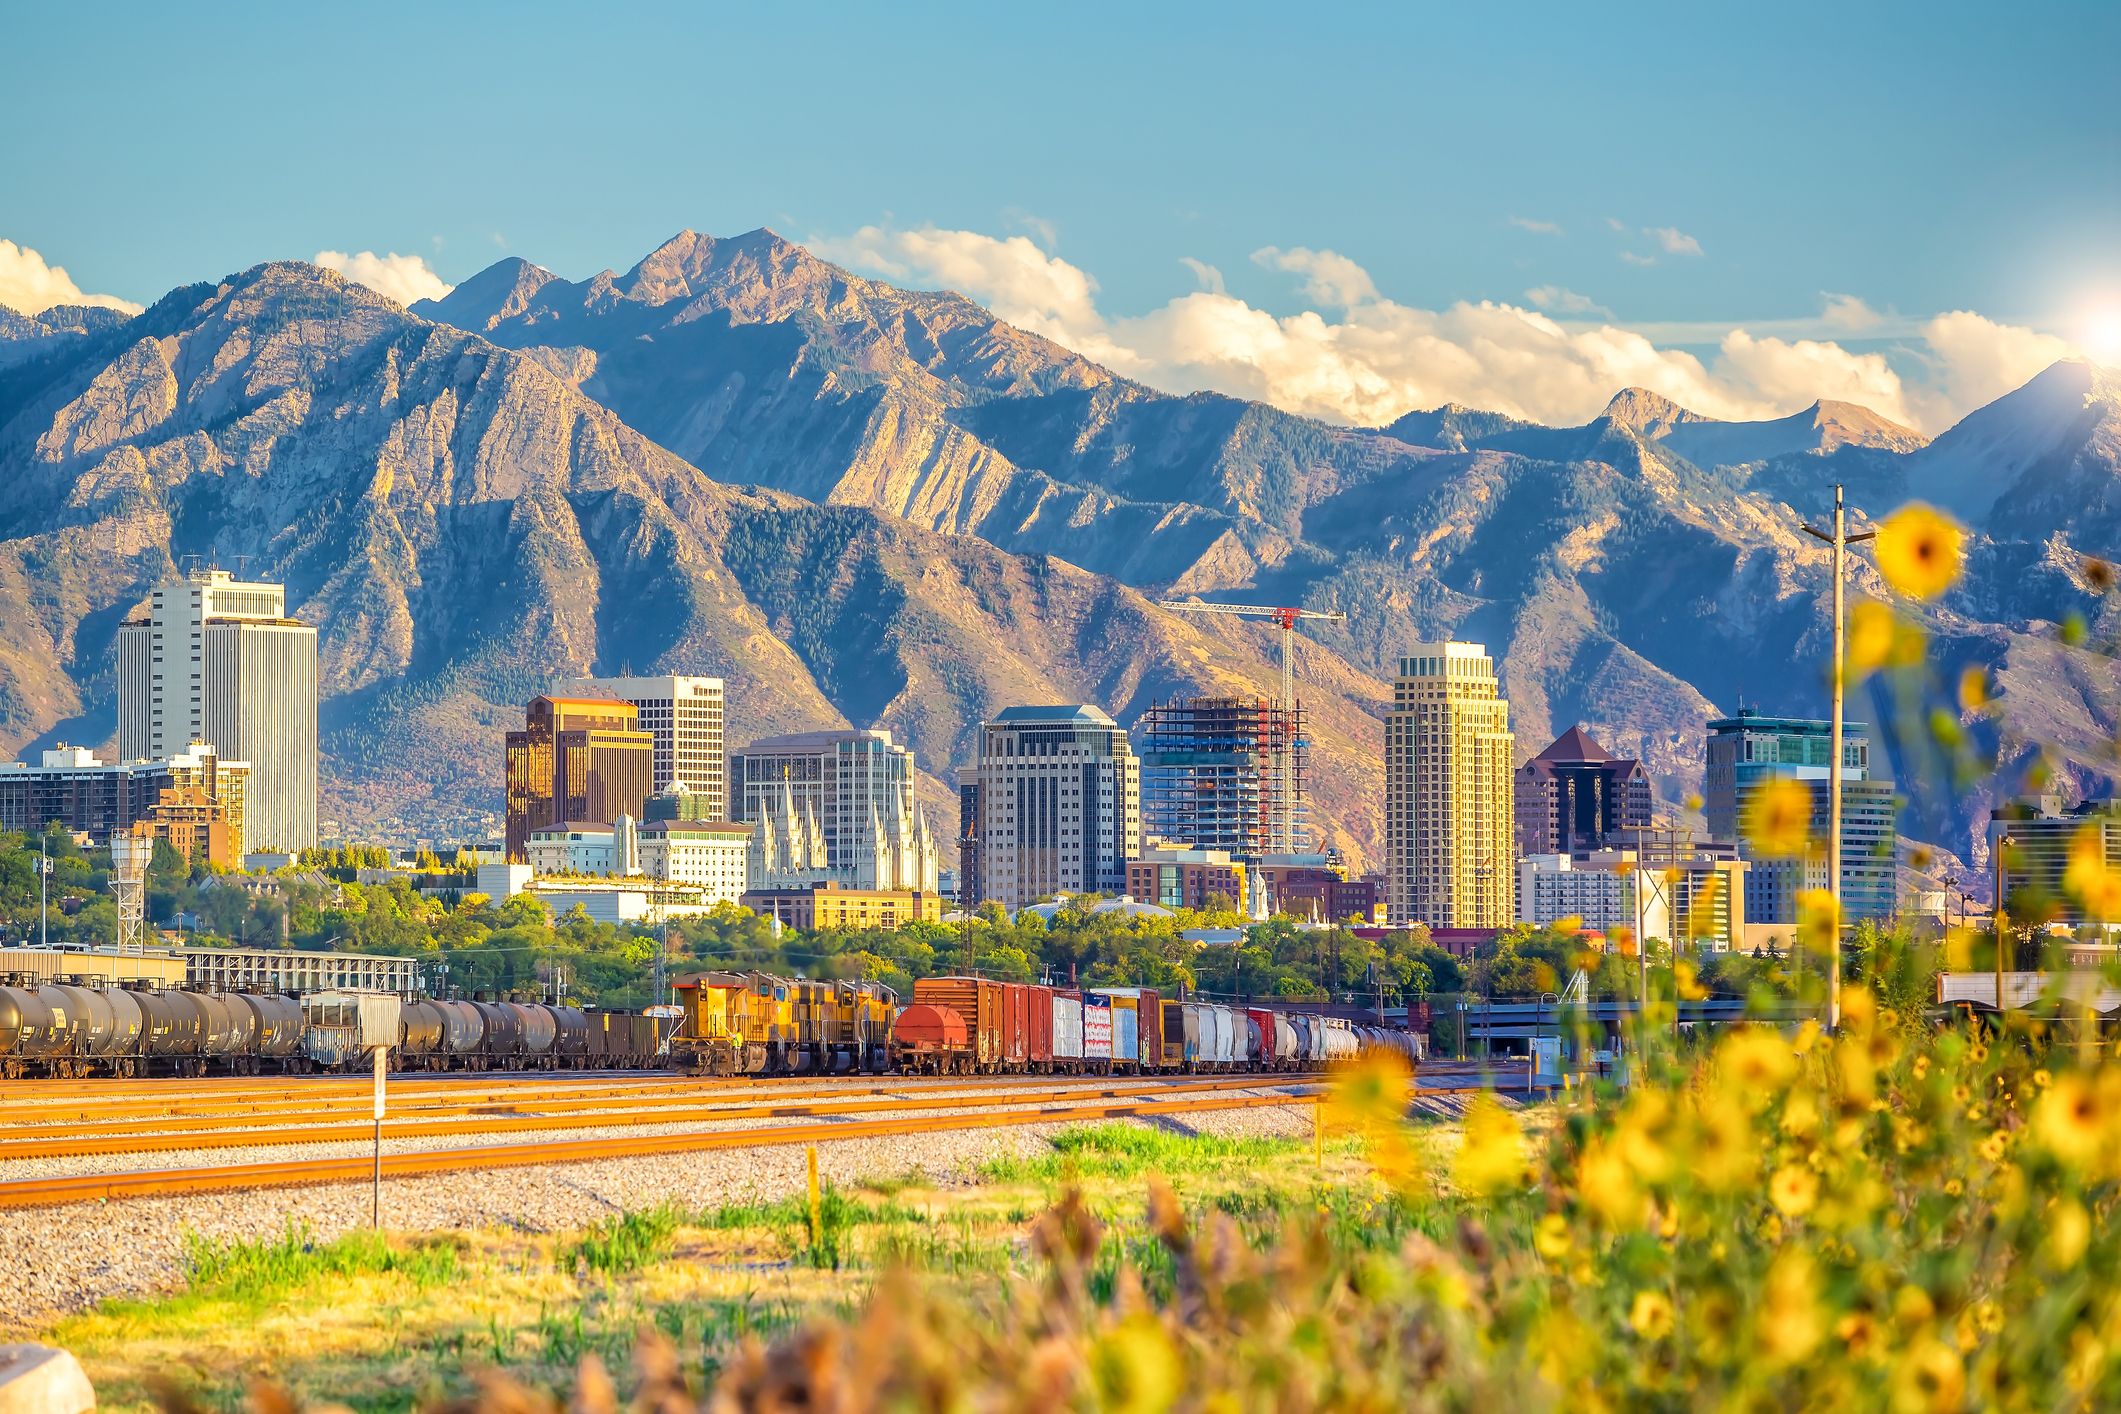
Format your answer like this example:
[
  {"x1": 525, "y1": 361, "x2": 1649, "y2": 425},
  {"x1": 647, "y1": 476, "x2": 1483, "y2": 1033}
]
[
  {"x1": 558, "y1": 674, "x2": 727, "y2": 818},
  {"x1": 968, "y1": 705, "x2": 1140, "y2": 909},
  {"x1": 117, "y1": 570, "x2": 318, "y2": 851}
]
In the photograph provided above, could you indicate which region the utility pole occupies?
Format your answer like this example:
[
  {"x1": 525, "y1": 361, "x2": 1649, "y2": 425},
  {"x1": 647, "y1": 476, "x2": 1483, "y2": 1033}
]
[
  {"x1": 655, "y1": 916, "x2": 668, "y2": 1014},
  {"x1": 1993, "y1": 833, "x2": 2013, "y2": 1020},
  {"x1": 37, "y1": 838, "x2": 51, "y2": 949},
  {"x1": 1801, "y1": 484, "x2": 1875, "y2": 1032}
]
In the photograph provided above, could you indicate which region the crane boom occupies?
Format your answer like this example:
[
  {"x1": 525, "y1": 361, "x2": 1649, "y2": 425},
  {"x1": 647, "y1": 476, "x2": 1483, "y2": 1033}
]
[
  {"x1": 1157, "y1": 600, "x2": 1346, "y2": 627},
  {"x1": 1153, "y1": 598, "x2": 1347, "y2": 854}
]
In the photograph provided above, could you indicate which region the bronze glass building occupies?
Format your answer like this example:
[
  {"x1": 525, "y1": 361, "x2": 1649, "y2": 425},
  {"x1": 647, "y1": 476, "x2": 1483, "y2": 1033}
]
[{"x1": 504, "y1": 696, "x2": 655, "y2": 861}]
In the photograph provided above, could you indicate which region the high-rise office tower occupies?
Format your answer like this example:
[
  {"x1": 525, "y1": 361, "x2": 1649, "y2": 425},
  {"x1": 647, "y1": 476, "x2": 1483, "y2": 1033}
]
[
  {"x1": 503, "y1": 695, "x2": 655, "y2": 861},
  {"x1": 1514, "y1": 725, "x2": 1655, "y2": 857},
  {"x1": 1136, "y1": 695, "x2": 1307, "y2": 858},
  {"x1": 1988, "y1": 796, "x2": 2121, "y2": 926},
  {"x1": 556, "y1": 675, "x2": 726, "y2": 818},
  {"x1": 728, "y1": 729, "x2": 938, "y2": 892},
  {"x1": 966, "y1": 705, "x2": 1140, "y2": 908},
  {"x1": 117, "y1": 570, "x2": 317, "y2": 851},
  {"x1": 1704, "y1": 708, "x2": 1898, "y2": 925},
  {"x1": 1384, "y1": 642, "x2": 1516, "y2": 927}
]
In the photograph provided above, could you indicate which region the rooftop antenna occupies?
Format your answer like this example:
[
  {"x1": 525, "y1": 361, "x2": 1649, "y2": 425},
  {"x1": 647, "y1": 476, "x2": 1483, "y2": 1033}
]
[{"x1": 230, "y1": 553, "x2": 253, "y2": 579}]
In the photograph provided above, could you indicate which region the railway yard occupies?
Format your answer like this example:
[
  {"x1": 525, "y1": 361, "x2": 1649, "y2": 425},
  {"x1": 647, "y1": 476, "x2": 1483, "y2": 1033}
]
[{"x1": 0, "y1": 1065, "x2": 1452, "y2": 1329}]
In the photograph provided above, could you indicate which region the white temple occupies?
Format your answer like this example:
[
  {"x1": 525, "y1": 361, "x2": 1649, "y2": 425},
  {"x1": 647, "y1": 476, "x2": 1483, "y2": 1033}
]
[{"x1": 747, "y1": 779, "x2": 938, "y2": 893}]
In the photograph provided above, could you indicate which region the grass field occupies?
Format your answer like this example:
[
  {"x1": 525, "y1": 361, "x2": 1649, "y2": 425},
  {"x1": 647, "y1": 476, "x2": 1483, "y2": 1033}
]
[{"x1": 42, "y1": 1122, "x2": 1373, "y2": 1412}]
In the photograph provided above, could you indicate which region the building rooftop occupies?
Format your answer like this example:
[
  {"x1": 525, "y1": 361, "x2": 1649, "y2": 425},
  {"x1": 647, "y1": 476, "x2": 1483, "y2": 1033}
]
[
  {"x1": 987, "y1": 704, "x2": 1118, "y2": 726},
  {"x1": 1532, "y1": 724, "x2": 1614, "y2": 762},
  {"x1": 1707, "y1": 707, "x2": 1870, "y2": 736},
  {"x1": 737, "y1": 728, "x2": 902, "y2": 751},
  {"x1": 637, "y1": 819, "x2": 750, "y2": 834}
]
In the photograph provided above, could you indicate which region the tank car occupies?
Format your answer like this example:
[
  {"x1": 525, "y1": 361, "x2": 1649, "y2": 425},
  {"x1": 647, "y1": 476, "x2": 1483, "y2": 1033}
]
[
  {"x1": 506, "y1": 1002, "x2": 558, "y2": 1069},
  {"x1": 0, "y1": 982, "x2": 73, "y2": 1078},
  {"x1": 397, "y1": 998, "x2": 448, "y2": 1069},
  {"x1": 548, "y1": 1005, "x2": 590, "y2": 1068},
  {"x1": 894, "y1": 977, "x2": 1007, "y2": 1075}
]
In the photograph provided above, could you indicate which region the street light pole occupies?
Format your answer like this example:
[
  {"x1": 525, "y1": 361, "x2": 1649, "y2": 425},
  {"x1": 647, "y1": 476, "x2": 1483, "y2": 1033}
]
[{"x1": 1802, "y1": 484, "x2": 1876, "y2": 1032}]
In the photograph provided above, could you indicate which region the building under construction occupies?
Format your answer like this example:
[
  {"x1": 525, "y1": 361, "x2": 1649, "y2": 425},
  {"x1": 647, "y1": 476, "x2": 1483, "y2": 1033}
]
[{"x1": 1137, "y1": 695, "x2": 1309, "y2": 859}]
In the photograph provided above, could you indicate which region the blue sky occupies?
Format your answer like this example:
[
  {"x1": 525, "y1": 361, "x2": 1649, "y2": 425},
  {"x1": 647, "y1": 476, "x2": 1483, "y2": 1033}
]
[{"x1": 3, "y1": 1, "x2": 2115, "y2": 430}]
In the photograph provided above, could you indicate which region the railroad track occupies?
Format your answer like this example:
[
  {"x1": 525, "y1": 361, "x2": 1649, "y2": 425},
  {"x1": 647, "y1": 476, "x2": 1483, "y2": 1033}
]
[
  {"x1": 0, "y1": 1069, "x2": 1333, "y2": 1123},
  {"x1": 0, "y1": 1075, "x2": 1316, "y2": 1158},
  {"x1": 0, "y1": 1089, "x2": 1326, "y2": 1210},
  {"x1": 0, "y1": 1072, "x2": 1323, "y2": 1127}
]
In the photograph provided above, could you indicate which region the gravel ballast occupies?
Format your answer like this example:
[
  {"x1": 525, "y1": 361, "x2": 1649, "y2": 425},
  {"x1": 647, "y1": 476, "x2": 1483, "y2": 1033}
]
[{"x1": 0, "y1": 1087, "x2": 1319, "y2": 1331}]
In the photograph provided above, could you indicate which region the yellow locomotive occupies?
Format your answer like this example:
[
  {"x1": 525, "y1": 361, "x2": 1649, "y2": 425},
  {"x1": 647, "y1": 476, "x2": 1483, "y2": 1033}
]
[{"x1": 671, "y1": 971, "x2": 895, "y2": 1076}]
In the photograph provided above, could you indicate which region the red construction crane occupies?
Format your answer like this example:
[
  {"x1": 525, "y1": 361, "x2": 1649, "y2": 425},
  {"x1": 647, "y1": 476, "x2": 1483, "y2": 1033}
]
[{"x1": 1155, "y1": 599, "x2": 1348, "y2": 852}]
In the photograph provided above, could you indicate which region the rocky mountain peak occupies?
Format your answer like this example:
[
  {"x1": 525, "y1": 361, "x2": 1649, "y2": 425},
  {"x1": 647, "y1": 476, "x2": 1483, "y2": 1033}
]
[
  {"x1": 614, "y1": 227, "x2": 820, "y2": 307},
  {"x1": 1908, "y1": 359, "x2": 2118, "y2": 525},
  {"x1": 412, "y1": 256, "x2": 557, "y2": 332},
  {"x1": 1807, "y1": 399, "x2": 1928, "y2": 454},
  {"x1": 1600, "y1": 386, "x2": 1708, "y2": 436}
]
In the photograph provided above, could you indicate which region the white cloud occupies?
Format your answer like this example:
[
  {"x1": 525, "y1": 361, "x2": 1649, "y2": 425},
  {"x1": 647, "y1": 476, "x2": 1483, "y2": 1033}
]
[
  {"x1": 1619, "y1": 251, "x2": 1658, "y2": 267},
  {"x1": 1509, "y1": 216, "x2": 1564, "y2": 236},
  {"x1": 312, "y1": 250, "x2": 454, "y2": 307},
  {"x1": 1524, "y1": 286, "x2": 1611, "y2": 317},
  {"x1": 1004, "y1": 209, "x2": 1060, "y2": 249},
  {"x1": 1913, "y1": 310, "x2": 2078, "y2": 423},
  {"x1": 1645, "y1": 226, "x2": 1704, "y2": 257},
  {"x1": 1252, "y1": 246, "x2": 1377, "y2": 310},
  {"x1": 0, "y1": 239, "x2": 142, "y2": 316},
  {"x1": 1820, "y1": 292, "x2": 1883, "y2": 334},
  {"x1": 808, "y1": 223, "x2": 2083, "y2": 434},
  {"x1": 1179, "y1": 256, "x2": 1225, "y2": 295},
  {"x1": 1716, "y1": 331, "x2": 1915, "y2": 424}
]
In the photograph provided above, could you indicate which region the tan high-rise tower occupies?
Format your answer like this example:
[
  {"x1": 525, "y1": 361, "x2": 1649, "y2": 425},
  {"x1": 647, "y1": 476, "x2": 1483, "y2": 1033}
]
[{"x1": 1385, "y1": 642, "x2": 1516, "y2": 927}]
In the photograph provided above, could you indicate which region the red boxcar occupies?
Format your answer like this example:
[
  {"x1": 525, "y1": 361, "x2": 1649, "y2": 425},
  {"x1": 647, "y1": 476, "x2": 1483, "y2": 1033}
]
[
  {"x1": 999, "y1": 983, "x2": 1029, "y2": 1068},
  {"x1": 1026, "y1": 985, "x2": 1055, "y2": 1071},
  {"x1": 1137, "y1": 989, "x2": 1164, "y2": 1072},
  {"x1": 1247, "y1": 1008, "x2": 1276, "y2": 1067}
]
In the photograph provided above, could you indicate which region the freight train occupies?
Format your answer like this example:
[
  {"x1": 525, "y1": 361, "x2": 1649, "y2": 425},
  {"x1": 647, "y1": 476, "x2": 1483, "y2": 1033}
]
[
  {"x1": 670, "y1": 972, "x2": 1422, "y2": 1077},
  {"x1": 0, "y1": 977, "x2": 663, "y2": 1079},
  {"x1": 2, "y1": 968, "x2": 1422, "y2": 1081}
]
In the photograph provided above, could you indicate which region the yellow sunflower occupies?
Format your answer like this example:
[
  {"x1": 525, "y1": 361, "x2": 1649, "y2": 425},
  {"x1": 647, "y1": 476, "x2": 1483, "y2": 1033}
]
[
  {"x1": 2062, "y1": 824, "x2": 2121, "y2": 923},
  {"x1": 1629, "y1": 1290, "x2": 1675, "y2": 1341},
  {"x1": 1874, "y1": 502, "x2": 1965, "y2": 600},
  {"x1": 1956, "y1": 665, "x2": 1992, "y2": 712},
  {"x1": 1796, "y1": 888, "x2": 1841, "y2": 956},
  {"x1": 1744, "y1": 777, "x2": 1814, "y2": 859},
  {"x1": 1769, "y1": 1162, "x2": 1820, "y2": 1216},
  {"x1": 2030, "y1": 1072, "x2": 2109, "y2": 1170}
]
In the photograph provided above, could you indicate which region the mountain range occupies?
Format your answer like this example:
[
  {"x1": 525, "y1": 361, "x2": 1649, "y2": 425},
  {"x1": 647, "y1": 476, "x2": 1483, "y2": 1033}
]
[{"x1": 2, "y1": 227, "x2": 2117, "y2": 870}]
